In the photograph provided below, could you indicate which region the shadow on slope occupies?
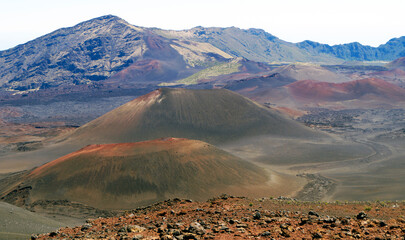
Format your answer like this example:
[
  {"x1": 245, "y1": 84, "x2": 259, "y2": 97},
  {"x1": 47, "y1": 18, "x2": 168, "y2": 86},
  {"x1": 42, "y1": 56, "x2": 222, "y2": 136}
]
[{"x1": 0, "y1": 202, "x2": 64, "y2": 240}]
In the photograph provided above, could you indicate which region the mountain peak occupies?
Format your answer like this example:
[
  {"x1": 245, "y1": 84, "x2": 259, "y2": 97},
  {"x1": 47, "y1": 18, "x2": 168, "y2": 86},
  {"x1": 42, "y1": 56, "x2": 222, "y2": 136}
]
[
  {"x1": 76, "y1": 14, "x2": 131, "y2": 28},
  {"x1": 86, "y1": 14, "x2": 124, "y2": 23}
]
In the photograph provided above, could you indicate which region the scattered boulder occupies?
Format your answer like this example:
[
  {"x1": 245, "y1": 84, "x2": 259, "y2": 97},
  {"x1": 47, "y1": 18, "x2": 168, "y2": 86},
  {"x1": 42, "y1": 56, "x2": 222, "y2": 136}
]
[
  {"x1": 127, "y1": 225, "x2": 146, "y2": 233},
  {"x1": 253, "y1": 211, "x2": 261, "y2": 220},
  {"x1": 308, "y1": 211, "x2": 319, "y2": 217},
  {"x1": 356, "y1": 211, "x2": 367, "y2": 220},
  {"x1": 188, "y1": 222, "x2": 205, "y2": 235}
]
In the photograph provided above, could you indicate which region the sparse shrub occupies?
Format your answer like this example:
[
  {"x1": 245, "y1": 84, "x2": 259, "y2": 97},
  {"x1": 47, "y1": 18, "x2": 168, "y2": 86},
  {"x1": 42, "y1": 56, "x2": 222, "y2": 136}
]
[
  {"x1": 249, "y1": 203, "x2": 253, "y2": 207},
  {"x1": 364, "y1": 206, "x2": 372, "y2": 212}
]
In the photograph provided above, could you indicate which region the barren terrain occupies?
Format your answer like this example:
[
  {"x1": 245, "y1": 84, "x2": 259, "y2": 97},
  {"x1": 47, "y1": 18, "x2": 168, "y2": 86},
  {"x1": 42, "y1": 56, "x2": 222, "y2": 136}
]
[{"x1": 36, "y1": 195, "x2": 405, "y2": 239}]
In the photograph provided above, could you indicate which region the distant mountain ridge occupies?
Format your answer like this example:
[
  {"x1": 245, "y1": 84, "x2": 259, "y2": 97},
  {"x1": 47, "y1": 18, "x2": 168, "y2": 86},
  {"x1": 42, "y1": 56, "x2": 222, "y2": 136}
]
[
  {"x1": 0, "y1": 15, "x2": 231, "y2": 93},
  {"x1": 297, "y1": 38, "x2": 405, "y2": 61},
  {"x1": 0, "y1": 15, "x2": 404, "y2": 95}
]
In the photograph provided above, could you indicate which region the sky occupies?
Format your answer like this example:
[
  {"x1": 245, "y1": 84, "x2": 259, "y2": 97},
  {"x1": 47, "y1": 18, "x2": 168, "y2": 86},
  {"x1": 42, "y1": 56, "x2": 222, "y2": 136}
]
[{"x1": 0, "y1": 0, "x2": 404, "y2": 51}]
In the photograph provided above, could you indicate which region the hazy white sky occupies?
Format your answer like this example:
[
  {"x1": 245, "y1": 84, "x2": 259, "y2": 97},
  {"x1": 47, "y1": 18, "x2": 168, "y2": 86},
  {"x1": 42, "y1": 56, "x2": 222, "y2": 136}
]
[{"x1": 0, "y1": 0, "x2": 404, "y2": 50}]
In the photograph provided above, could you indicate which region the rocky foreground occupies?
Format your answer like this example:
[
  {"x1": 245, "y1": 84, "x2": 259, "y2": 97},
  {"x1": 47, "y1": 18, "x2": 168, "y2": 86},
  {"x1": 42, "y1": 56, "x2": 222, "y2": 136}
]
[{"x1": 35, "y1": 195, "x2": 405, "y2": 239}]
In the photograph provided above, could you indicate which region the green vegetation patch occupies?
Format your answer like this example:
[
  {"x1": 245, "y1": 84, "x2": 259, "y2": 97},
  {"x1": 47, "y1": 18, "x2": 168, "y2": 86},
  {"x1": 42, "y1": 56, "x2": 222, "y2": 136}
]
[{"x1": 160, "y1": 60, "x2": 242, "y2": 86}]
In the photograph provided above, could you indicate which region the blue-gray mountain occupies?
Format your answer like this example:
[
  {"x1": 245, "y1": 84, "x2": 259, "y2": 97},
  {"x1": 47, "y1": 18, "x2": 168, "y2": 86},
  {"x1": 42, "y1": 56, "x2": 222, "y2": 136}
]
[
  {"x1": 296, "y1": 38, "x2": 405, "y2": 61},
  {"x1": 0, "y1": 15, "x2": 404, "y2": 95}
]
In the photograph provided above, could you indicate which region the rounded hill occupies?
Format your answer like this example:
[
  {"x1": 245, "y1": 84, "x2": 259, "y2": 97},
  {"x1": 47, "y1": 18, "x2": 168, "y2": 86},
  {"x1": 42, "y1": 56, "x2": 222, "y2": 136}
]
[
  {"x1": 2, "y1": 138, "x2": 268, "y2": 209},
  {"x1": 69, "y1": 88, "x2": 322, "y2": 145},
  {"x1": 286, "y1": 78, "x2": 405, "y2": 102}
]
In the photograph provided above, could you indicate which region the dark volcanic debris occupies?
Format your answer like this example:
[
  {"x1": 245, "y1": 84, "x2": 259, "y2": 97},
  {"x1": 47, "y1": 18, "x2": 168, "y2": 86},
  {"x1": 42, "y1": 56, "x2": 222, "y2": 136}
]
[{"x1": 36, "y1": 196, "x2": 405, "y2": 239}]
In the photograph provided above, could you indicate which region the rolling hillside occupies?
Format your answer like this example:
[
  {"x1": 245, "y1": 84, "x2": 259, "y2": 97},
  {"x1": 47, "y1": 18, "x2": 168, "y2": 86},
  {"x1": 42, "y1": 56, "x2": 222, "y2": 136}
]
[
  {"x1": 0, "y1": 138, "x2": 268, "y2": 209},
  {"x1": 286, "y1": 78, "x2": 405, "y2": 102}
]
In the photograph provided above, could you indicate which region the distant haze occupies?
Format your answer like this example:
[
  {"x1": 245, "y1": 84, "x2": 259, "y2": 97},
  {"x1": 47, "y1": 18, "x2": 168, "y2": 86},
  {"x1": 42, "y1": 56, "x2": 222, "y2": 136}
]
[{"x1": 0, "y1": 0, "x2": 404, "y2": 50}]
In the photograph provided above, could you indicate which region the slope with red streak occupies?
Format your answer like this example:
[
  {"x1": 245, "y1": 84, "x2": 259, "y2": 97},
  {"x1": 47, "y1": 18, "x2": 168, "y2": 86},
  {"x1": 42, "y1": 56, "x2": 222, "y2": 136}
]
[
  {"x1": 29, "y1": 138, "x2": 197, "y2": 178},
  {"x1": 6, "y1": 137, "x2": 269, "y2": 209},
  {"x1": 286, "y1": 78, "x2": 405, "y2": 102}
]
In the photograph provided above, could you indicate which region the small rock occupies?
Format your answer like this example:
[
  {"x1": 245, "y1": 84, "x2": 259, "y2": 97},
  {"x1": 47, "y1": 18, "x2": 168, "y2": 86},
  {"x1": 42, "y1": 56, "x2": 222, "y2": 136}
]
[
  {"x1": 356, "y1": 211, "x2": 367, "y2": 220},
  {"x1": 312, "y1": 232, "x2": 323, "y2": 238},
  {"x1": 219, "y1": 225, "x2": 229, "y2": 231},
  {"x1": 379, "y1": 220, "x2": 387, "y2": 227},
  {"x1": 341, "y1": 218, "x2": 351, "y2": 225},
  {"x1": 81, "y1": 223, "x2": 92, "y2": 231},
  {"x1": 171, "y1": 229, "x2": 181, "y2": 236},
  {"x1": 323, "y1": 217, "x2": 335, "y2": 223},
  {"x1": 183, "y1": 233, "x2": 198, "y2": 240},
  {"x1": 308, "y1": 211, "x2": 319, "y2": 217},
  {"x1": 127, "y1": 225, "x2": 146, "y2": 233},
  {"x1": 189, "y1": 222, "x2": 205, "y2": 235},
  {"x1": 160, "y1": 235, "x2": 173, "y2": 240},
  {"x1": 280, "y1": 229, "x2": 290, "y2": 237},
  {"x1": 253, "y1": 212, "x2": 261, "y2": 220},
  {"x1": 236, "y1": 223, "x2": 248, "y2": 228},
  {"x1": 261, "y1": 231, "x2": 271, "y2": 236},
  {"x1": 157, "y1": 226, "x2": 166, "y2": 233},
  {"x1": 133, "y1": 234, "x2": 143, "y2": 240},
  {"x1": 237, "y1": 228, "x2": 245, "y2": 233},
  {"x1": 157, "y1": 211, "x2": 167, "y2": 216},
  {"x1": 177, "y1": 210, "x2": 187, "y2": 216},
  {"x1": 264, "y1": 217, "x2": 274, "y2": 223},
  {"x1": 299, "y1": 217, "x2": 309, "y2": 225},
  {"x1": 389, "y1": 224, "x2": 400, "y2": 229}
]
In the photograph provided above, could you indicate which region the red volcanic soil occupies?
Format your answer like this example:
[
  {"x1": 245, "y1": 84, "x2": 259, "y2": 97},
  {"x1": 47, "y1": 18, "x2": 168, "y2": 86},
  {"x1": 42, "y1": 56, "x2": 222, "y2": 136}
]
[
  {"x1": 286, "y1": 78, "x2": 405, "y2": 102},
  {"x1": 371, "y1": 68, "x2": 405, "y2": 78},
  {"x1": 368, "y1": 68, "x2": 405, "y2": 87},
  {"x1": 112, "y1": 59, "x2": 163, "y2": 79},
  {"x1": 106, "y1": 33, "x2": 196, "y2": 85},
  {"x1": 29, "y1": 138, "x2": 218, "y2": 177},
  {"x1": 3, "y1": 138, "x2": 268, "y2": 209},
  {"x1": 36, "y1": 196, "x2": 405, "y2": 240},
  {"x1": 273, "y1": 107, "x2": 307, "y2": 119},
  {"x1": 387, "y1": 56, "x2": 405, "y2": 70},
  {"x1": 107, "y1": 58, "x2": 192, "y2": 84}
]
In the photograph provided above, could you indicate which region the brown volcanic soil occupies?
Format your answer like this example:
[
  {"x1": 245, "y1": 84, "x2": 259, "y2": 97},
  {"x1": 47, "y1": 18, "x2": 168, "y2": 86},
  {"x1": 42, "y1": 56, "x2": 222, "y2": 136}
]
[
  {"x1": 286, "y1": 78, "x2": 405, "y2": 103},
  {"x1": 0, "y1": 119, "x2": 75, "y2": 158},
  {"x1": 36, "y1": 196, "x2": 405, "y2": 240},
  {"x1": 69, "y1": 88, "x2": 323, "y2": 146},
  {"x1": 0, "y1": 88, "x2": 327, "y2": 174},
  {"x1": 0, "y1": 138, "x2": 270, "y2": 210},
  {"x1": 270, "y1": 64, "x2": 350, "y2": 83}
]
